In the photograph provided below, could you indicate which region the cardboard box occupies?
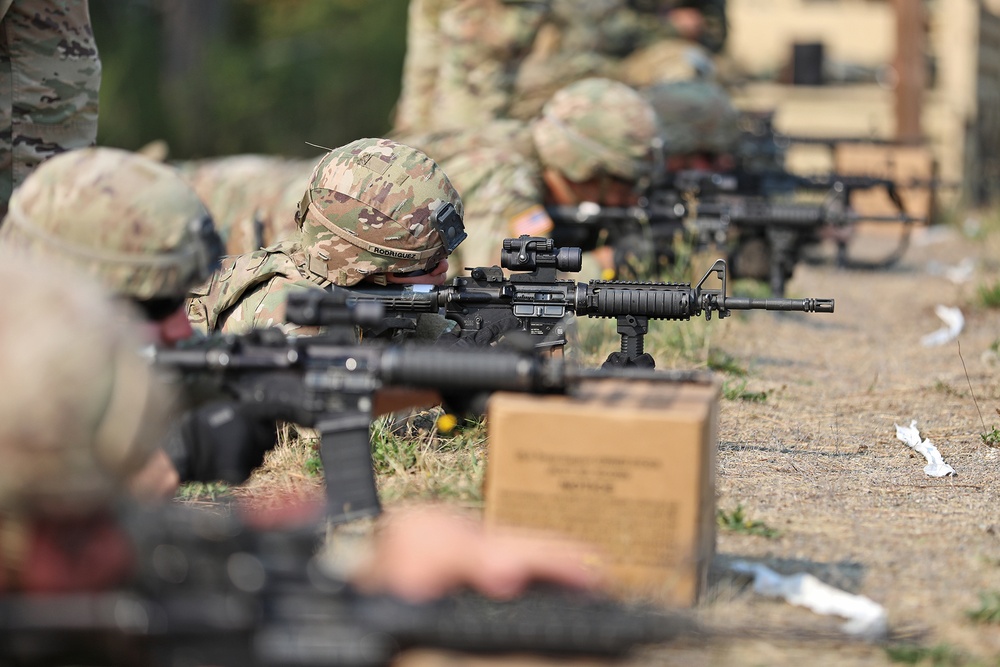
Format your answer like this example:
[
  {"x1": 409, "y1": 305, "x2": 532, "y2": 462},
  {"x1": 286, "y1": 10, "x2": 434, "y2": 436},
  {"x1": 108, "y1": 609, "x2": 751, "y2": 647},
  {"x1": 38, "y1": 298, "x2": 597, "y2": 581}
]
[{"x1": 483, "y1": 379, "x2": 719, "y2": 607}]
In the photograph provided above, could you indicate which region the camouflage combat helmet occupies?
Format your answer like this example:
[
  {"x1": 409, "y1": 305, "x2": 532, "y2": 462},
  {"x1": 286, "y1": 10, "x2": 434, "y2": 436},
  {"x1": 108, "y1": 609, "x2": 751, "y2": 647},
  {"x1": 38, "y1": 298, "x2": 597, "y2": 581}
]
[
  {"x1": 0, "y1": 254, "x2": 173, "y2": 515},
  {"x1": 0, "y1": 147, "x2": 223, "y2": 301},
  {"x1": 643, "y1": 80, "x2": 741, "y2": 156},
  {"x1": 530, "y1": 77, "x2": 659, "y2": 182},
  {"x1": 296, "y1": 138, "x2": 466, "y2": 287}
]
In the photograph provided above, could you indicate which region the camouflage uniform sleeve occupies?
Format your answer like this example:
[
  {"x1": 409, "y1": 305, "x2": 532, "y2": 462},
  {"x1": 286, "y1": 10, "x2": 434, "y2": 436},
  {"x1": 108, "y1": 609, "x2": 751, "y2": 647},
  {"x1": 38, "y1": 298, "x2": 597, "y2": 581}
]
[
  {"x1": 186, "y1": 245, "x2": 324, "y2": 337},
  {"x1": 0, "y1": 1, "x2": 101, "y2": 215},
  {"x1": 431, "y1": 0, "x2": 549, "y2": 131},
  {"x1": 394, "y1": 0, "x2": 448, "y2": 134},
  {"x1": 217, "y1": 275, "x2": 324, "y2": 338}
]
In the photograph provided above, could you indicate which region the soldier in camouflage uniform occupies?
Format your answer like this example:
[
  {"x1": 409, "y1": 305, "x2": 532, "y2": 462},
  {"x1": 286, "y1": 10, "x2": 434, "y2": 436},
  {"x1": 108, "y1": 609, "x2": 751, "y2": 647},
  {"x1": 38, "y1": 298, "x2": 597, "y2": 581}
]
[
  {"x1": 508, "y1": 0, "x2": 723, "y2": 121},
  {"x1": 643, "y1": 78, "x2": 740, "y2": 171},
  {"x1": 393, "y1": 0, "x2": 550, "y2": 135},
  {"x1": 0, "y1": 146, "x2": 222, "y2": 349},
  {"x1": 0, "y1": 146, "x2": 288, "y2": 497},
  {"x1": 177, "y1": 154, "x2": 317, "y2": 256},
  {"x1": 187, "y1": 137, "x2": 467, "y2": 337},
  {"x1": 0, "y1": 0, "x2": 102, "y2": 219},
  {"x1": 0, "y1": 254, "x2": 175, "y2": 592},
  {"x1": 401, "y1": 78, "x2": 659, "y2": 277}
]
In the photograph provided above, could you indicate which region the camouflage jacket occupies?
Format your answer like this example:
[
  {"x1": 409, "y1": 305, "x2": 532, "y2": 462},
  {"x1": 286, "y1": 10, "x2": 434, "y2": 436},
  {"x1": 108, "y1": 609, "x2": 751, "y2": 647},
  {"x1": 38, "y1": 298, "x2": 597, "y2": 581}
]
[
  {"x1": 187, "y1": 239, "x2": 326, "y2": 337},
  {"x1": 394, "y1": 0, "x2": 551, "y2": 134},
  {"x1": 0, "y1": 1, "x2": 102, "y2": 217},
  {"x1": 177, "y1": 155, "x2": 315, "y2": 256},
  {"x1": 508, "y1": 0, "x2": 721, "y2": 119},
  {"x1": 186, "y1": 238, "x2": 454, "y2": 341}
]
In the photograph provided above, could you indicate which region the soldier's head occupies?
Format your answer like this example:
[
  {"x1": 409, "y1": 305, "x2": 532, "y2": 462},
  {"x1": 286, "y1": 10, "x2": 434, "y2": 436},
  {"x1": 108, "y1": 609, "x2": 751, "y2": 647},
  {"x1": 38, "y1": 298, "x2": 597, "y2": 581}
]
[
  {"x1": 295, "y1": 138, "x2": 466, "y2": 287},
  {"x1": 0, "y1": 147, "x2": 223, "y2": 346},
  {"x1": 643, "y1": 80, "x2": 740, "y2": 171},
  {"x1": 0, "y1": 253, "x2": 174, "y2": 518},
  {"x1": 531, "y1": 78, "x2": 660, "y2": 207}
]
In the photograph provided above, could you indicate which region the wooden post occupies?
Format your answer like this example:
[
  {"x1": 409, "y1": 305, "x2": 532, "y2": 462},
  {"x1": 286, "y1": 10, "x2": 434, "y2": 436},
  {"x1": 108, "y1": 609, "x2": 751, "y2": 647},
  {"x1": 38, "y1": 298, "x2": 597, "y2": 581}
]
[{"x1": 894, "y1": 0, "x2": 926, "y2": 142}]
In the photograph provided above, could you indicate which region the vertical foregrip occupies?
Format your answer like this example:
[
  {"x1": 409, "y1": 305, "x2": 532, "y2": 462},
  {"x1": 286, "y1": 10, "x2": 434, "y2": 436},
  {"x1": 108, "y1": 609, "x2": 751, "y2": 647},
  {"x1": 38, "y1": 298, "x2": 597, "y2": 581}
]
[
  {"x1": 587, "y1": 284, "x2": 696, "y2": 321},
  {"x1": 379, "y1": 347, "x2": 544, "y2": 393}
]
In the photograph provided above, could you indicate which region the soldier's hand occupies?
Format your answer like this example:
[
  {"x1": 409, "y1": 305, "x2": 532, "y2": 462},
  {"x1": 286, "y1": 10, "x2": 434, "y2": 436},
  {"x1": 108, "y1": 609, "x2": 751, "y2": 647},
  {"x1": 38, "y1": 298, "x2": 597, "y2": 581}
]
[
  {"x1": 164, "y1": 402, "x2": 278, "y2": 485},
  {"x1": 350, "y1": 505, "x2": 606, "y2": 603},
  {"x1": 437, "y1": 315, "x2": 522, "y2": 348}
]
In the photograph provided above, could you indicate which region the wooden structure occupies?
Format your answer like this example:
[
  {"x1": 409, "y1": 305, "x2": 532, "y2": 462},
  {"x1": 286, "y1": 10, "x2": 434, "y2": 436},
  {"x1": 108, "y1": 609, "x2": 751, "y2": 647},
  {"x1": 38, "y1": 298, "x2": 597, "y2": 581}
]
[{"x1": 725, "y1": 0, "x2": 1000, "y2": 207}]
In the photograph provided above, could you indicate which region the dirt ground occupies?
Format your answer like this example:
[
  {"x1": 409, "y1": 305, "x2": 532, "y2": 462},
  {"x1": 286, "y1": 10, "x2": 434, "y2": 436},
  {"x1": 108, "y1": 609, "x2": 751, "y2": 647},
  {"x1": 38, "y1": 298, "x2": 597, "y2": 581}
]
[{"x1": 629, "y1": 222, "x2": 1000, "y2": 665}]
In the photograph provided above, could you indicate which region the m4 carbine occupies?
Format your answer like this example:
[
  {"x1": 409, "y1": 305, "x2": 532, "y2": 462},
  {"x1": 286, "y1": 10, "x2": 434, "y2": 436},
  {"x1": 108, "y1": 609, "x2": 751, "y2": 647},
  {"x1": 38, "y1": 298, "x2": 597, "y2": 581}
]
[
  {"x1": 336, "y1": 236, "x2": 834, "y2": 365},
  {"x1": 0, "y1": 503, "x2": 696, "y2": 667},
  {"x1": 548, "y1": 164, "x2": 925, "y2": 295},
  {"x1": 154, "y1": 292, "x2": 712, "y2": 525}
]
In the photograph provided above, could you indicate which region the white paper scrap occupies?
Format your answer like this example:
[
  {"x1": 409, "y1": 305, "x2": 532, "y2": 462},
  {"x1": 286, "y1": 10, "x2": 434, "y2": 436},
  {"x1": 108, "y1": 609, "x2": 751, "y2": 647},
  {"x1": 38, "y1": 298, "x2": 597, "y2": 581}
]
[
  {"x1": 894, "y1": 420, "x2": 957, "y2": 477},
  {"x1": 730, "y1": 561, "x2": 888, "y2": 640},
  {"x1": 920, "y1": 305, "x2": 964, "y2": 347},
  {"x1": 944, "y1": 258, "x2": 976, "y2": 284}
]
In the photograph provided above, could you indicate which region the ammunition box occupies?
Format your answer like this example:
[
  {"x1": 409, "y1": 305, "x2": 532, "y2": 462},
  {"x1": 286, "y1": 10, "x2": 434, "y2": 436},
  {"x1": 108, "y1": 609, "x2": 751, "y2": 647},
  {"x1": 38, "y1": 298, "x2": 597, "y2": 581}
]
[{"x1": 484, "y1": 379, "x2": 719, "y2": 606}]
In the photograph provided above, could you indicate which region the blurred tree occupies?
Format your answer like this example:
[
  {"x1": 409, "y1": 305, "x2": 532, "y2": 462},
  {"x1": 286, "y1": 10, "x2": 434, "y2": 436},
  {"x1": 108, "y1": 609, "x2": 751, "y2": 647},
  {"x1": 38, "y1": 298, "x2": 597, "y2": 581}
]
[{"x1": 92, "y1": 0, "x2": 408, "y2": 158}]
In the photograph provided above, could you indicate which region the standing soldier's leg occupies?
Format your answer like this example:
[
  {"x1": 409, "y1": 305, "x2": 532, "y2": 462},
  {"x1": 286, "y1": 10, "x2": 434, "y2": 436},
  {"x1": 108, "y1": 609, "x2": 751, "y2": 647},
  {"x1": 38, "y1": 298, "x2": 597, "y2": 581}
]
[{"x1": 0, "y1": 0, "x2": 100, "y2": 219}]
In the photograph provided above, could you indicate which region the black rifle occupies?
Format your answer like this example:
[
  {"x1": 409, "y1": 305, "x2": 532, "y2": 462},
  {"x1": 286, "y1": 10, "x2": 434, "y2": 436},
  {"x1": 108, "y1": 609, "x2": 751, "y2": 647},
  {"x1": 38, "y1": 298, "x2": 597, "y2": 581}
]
[
  {"x1": 335, "y1": 236, "x2": 834, "y2": 361},
  {"x1": 548, "y1": 166, "x2": 924, "y2": 295},
  {"x1": 0, "y1": 503, "x2": 694, "y2": 667},
  {"x1": 155, "y1": 292, "x2": 714, "y2": 525}
]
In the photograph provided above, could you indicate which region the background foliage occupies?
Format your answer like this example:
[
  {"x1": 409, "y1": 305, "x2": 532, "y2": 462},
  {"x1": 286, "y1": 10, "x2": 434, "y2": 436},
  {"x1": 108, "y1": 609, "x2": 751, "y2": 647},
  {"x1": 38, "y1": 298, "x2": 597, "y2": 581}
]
[{"x1": 91, "y1": 0, "x2": 409, "y2": 159}]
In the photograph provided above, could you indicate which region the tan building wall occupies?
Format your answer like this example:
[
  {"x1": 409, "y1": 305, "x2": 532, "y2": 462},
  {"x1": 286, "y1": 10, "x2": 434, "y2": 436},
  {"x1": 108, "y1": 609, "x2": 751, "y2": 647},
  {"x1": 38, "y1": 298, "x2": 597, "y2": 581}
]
[{"x1": 725, "y1": 0, "x2": 1000, "y2": 204}]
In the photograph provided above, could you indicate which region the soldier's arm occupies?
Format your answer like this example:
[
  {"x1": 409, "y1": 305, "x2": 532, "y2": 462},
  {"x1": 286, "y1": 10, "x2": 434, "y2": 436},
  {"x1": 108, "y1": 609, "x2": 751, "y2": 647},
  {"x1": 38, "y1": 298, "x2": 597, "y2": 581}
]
[{"x1": 394, "y1": 0, "x2": 447, "y2": 133}]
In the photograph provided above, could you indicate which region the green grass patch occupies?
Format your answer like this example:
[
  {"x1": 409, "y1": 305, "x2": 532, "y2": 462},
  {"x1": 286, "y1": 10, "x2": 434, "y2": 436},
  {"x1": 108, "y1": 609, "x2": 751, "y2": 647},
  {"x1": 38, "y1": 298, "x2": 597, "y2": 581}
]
[
  {"x1": 371, "y1": 416, "x2": 423, "y2": 476},
  {"x1": 933, "y1": 380, "x2": 964, "y2": 398},
  {"x1": 967, "y1": 590, "x2": 1000, "y2": 624},
  {"x1": 730, "y1": 278, "x2": 774, "y2": 300},
  {"x1": 885, "y1": 643, "x2": 973, "y2": 666},
  {"x1": 722, "y1": 378, "x2": 769, "y2": 402},
  {"x1": 716, "y1": 504, "x2": 779, "y2": 538},
  {"x1": 977, "y1": 281, "x2": 1000, "y2": 308},
  {"x1": 707, "y1": 348, "x2": 747, "y2": 376},
  {"x1": 980, "y1": 426, "x2": 1000, "y2": 448},
  {"x1": 176, "y1": 482, "x2": 231, "y2": 502}
]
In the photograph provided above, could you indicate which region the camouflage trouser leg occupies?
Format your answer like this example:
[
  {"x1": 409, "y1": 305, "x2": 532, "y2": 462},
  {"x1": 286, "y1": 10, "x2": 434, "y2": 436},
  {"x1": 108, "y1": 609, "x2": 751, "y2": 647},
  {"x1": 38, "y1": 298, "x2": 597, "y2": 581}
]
[{"x1": 0, "y1": 0, "x2": 101, "y2": 219}]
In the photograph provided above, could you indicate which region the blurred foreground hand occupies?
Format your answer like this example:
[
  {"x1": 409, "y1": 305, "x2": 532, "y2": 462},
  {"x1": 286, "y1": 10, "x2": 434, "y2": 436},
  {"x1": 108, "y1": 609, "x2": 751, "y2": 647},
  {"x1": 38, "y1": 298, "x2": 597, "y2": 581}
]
[{"x1": 350, "y1": 505, "x2": 606, "y2": 603}]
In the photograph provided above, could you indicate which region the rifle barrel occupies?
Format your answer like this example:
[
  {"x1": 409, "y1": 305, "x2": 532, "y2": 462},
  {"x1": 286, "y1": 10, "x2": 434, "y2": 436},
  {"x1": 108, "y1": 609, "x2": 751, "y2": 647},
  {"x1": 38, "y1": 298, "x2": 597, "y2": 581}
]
[
  {"x1": 722, "y1": 296, "x2": 835, "y2": 313},
  {"x1": 379, "y1": 347, "x2": 548, "y2": 392}
]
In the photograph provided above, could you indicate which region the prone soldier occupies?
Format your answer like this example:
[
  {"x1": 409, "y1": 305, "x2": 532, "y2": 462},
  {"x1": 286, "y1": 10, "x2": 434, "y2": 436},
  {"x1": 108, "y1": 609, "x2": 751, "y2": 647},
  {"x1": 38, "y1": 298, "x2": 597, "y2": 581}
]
[
  {"x1": 0, "y1": 146, "x2": 278, "y2": 496},
  {"x1": 400, "y1": 77, "x2": 660, "y2": 279},
  {"x1": 187, "y1": 137, "x2": 468, "y2": 339},
  {"x1": 509, "y1": 0, "x2": 724, "y2": 120}
]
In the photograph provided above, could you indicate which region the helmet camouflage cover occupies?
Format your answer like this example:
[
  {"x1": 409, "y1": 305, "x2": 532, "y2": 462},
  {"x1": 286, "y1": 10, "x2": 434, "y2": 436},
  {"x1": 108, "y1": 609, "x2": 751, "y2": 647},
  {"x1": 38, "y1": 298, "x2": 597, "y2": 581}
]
[
  {"x1": 0, "y1": 254, "x2": 174, "y2": 515},
  {"x1": 643, "y1": 80, "x2": 741, "y2": 156},
  {"x1": 531, "y1": 77, "x2": 659, "y2": 183},
  {"x1": 0, "y1": 147, "x2": 223, "y2": 300},
  {"x1": 297, "y1": 138, "x2": 466, "y2": 287}
]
